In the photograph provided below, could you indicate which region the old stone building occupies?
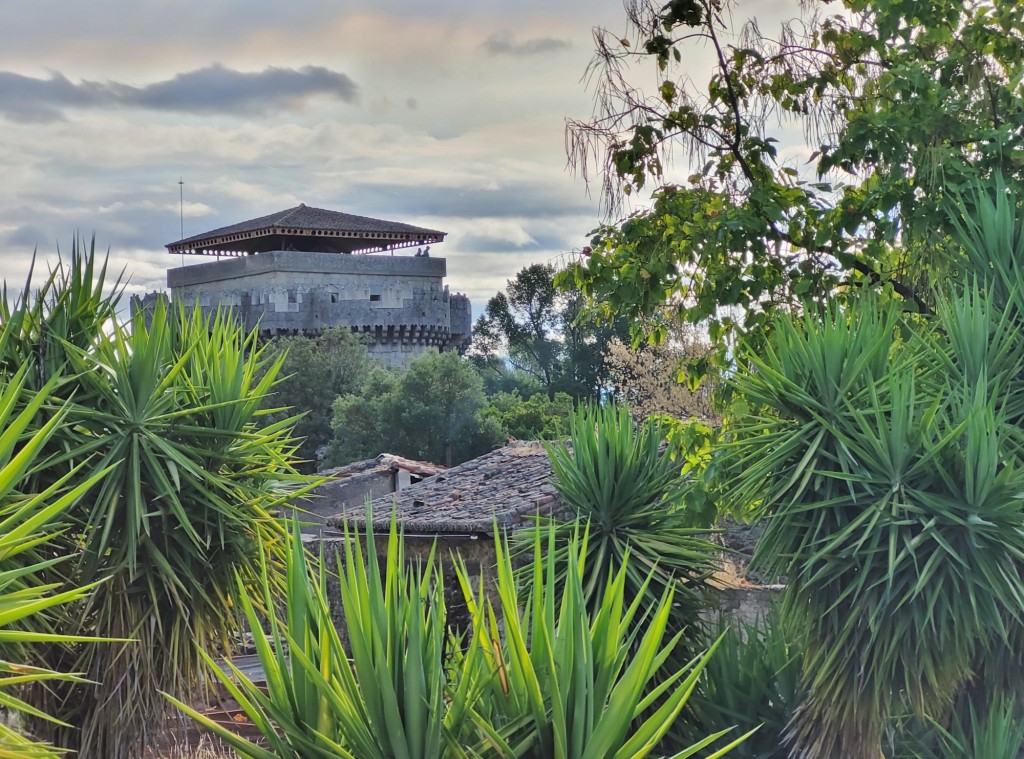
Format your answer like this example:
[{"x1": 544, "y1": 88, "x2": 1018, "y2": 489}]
[
  {"x1": 295, "y1": 453, "x2": 445, "y2": 534},
  {"x1": 141, "y1": 204, "x2": 471, "y2": 366}
]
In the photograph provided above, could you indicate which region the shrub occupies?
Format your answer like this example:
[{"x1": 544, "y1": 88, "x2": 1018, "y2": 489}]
[
  {"x1": 174, "y1": 519, "x2": 751, "y2": 759},
  {"x1": 541, "y1": 403, "x2": 718, "y2": 638},
  {"x1": 681, "y1": 612, "x2": 802, "y2": 759}
]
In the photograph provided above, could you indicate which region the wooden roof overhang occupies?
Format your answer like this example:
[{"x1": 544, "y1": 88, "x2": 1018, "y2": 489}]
[
  {"x1": 165, "y1": 204, "x2": 447, "y2": 257},
  {"x1": 166, "y1": 227, "x2": 445, "y2": 257}
]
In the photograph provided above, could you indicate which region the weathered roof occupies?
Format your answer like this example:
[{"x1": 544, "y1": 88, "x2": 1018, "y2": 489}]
[
  {"x1": 166, "y1": 204, "x2": 446, "y2": 256},
  {"x1": 319, "y1": 453, "x2": 444, "y2": 481},
  {"x1": 327, "y1": 441, "x2": 565, "y2": 534}
]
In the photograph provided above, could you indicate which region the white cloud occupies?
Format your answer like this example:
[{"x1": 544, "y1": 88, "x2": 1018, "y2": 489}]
[{"x1": 0, "y1": 0, "x2": 808, "y2": 318}]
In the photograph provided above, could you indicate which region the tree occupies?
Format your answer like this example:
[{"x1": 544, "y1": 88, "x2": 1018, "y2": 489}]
[
  {"x1": 473, "y1": 264, "x2": 564, "y2": 389},
  {"x1": 329, "y1": 351, "x2": 502, "y2": 467},
  {"x1": 260, "y1": 328, "x2": 373, "y2": 470},
  {"x1": 604, "y1": 321, "x2": 717, "y2": 421},
  {"x1": 400, "y1": 351, "x2": 502, "y2": 466},
  {"x1": 326, "y1": 365, "x2": 405, "y2": 465},
  {"x1": 482, "y1": 391, "x2": 574, "y2": 441},
  {"x1": 474, "y1": 264, "x2": 626, "y2": 400},
  {"x1": 0, "y1": 247, "x2": 308, "y2": 758},
  {"x1": 718, "y1": 181, "x2": 1024, "y2": 759},
  {"x1": 565, "y1": 0, "x2": 1024, "y2": 370}
]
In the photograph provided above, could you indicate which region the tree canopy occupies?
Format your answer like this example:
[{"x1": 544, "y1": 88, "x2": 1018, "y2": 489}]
[
  {"x1": 565, "y1": 0, "x2": 1024, "y2": 364},
  {"x1": 473, "y1": 263, "x2": 626, "y2": 399},
  {"x1": 261, "y1": 328, "x2": 372, "y2": 470},
  {"x1": 328, "y1": 351, "x2": 503, "y2": 467}
]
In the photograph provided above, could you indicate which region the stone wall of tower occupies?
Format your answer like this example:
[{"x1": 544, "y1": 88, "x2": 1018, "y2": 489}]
[{"x1": 164, "y1": 250, "x2": 471, "y2": 366}]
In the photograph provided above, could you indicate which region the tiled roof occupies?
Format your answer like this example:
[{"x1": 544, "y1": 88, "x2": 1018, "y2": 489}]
[
  {"x1": 165, "y1": 204, "x2": 446, "y2": 254},
  {"x1": 319, "y1": 453, "x2": 444, "y2": 481},
  {"x1": 327, "y1": 441, "x2": 565, "y2": 534}
]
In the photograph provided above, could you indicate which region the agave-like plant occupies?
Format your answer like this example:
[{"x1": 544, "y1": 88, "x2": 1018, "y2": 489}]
[
  {"x1": 680, "y1": 612, "x2": 803, "y2": 759},
  {"x1": 172, "y1": 517, "x2": 476, "y2": 759},
  {"x1": 0, "y1": 366, "x2": 116, "y2": 758},
  {"x1": 725, "y1": 293, "x2": 1024, "y2": 759},
  {"x1": 893, "y1": 696, "x2": 1024, "y2": 759},
  {"x1": 0, "y1": 246, "x2": 313, "y2": 758},
  {"x1": 174, "y1": 516, "x2": 751, "y2": 759},
  {"x1": 458, "y1": 525, "x2": 752, "y2": 759}
]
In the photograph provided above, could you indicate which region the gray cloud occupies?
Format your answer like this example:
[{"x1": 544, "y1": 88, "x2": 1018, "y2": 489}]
[
  {"x1": 0, "y1": 64, "x2": 359, "y2": 122},
  {"x1": 481, "y1": 30, "x2": 570, "y2": 57},
  {"x1": 456, "y1": 230, "x2": 571, "y2": 254},
  {"x1": 350, "y1": 182, "x2": 593, "y2": 220},
  {"x1": 4, "y1": 224, "x2": 55, "y2": 249}
]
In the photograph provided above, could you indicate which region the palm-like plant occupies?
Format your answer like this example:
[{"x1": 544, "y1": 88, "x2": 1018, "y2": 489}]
[
  {"x1": 0, "y1": 367, "x2": 115, "y2": 757},
  {"x1": 725, "y1": 294, "x2": 1024, "y2": 759},
  {"x1": 541, "y1": 403, "x2": 718, "y2": 630},
  {"x1": 0, "y1": 246, "x2": 312, "y2": 758}
]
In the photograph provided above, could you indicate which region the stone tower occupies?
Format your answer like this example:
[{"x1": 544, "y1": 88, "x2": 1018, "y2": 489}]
[{"x1": 153, "y1": 204, "x2": 471, "y2": 366}]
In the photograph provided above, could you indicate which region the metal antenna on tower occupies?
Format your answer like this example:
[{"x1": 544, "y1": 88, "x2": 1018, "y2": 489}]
[{"x1": 178, "y1": 178, "x2": 185, "y2": 269}]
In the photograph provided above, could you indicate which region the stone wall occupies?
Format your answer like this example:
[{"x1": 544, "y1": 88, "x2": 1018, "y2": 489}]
[
  {"x1": 292, "y1": 469, "x2": 398, "y2": 535},
  {"x1": 164, "y1": 251, "x2": 470, "y2": 366}
]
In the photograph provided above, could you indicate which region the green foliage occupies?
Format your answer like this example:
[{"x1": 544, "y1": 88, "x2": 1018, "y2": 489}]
[
  {"x1": 470, "y1": 358, "x2": 546, "y2": 399},
  {"x1": 724, "y1": 292, "x2": 1024, "y2": 758},
  {"x1": 0, "y1": 369, "x2": 114, "y2": 758},
  {"x1": 327, "y1": 365, "x2": 405, "y2": 463},
  {"x1": 681, "y1": 614, "x2": 803, "y2": 759},
  {"x1": 482, "y1": 390, "x2": 573, "y2": 441},
  {"x1": 0, "y1": 245, "x2": 311, "y2": 758},
  {"x1": 541, "y1": 403, "x2": 719, "y2": 622},
  {"x1": 473, "y1": 263, "x2": 562, "y2": 389},
  {"x1": 473, "y1": 264, "x2": 626, "y2": 400},
  {"x1": 171, "y1": 519, "x2": 470, "y2": 759},
  {"x1": 176, "y1": 518, "x2": 749, "y2": 759},
  {"x1": 259, "y1": 328, "x2": 373, "y2": 470},
  {"x1": 456, "y1": 526, "x2": 751, "y2": 759},
  {"x1": 565, "y1": 0, "x2": 1024, "y2": 379},
  {"x1": 329, "y1": 351, "x2": 502, "y2": 467},
  {"x1": 893, "y1": 697, "x2": 1024, "y2": 759}
]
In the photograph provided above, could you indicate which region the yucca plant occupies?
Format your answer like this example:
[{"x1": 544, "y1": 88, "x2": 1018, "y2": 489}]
[
  {"x1": 457, "y1": 524, "x2": 752, "y2": 759},
  {"x1": 0, "y1": 239, "x2": 121, "y2": 388},
  {"x1": 175, "y1": 515, "x2": 751, "y2": 759},
  {"x1": 540, "y1": 403, "x2": 718, "y2": 633},
  {"x1": 171, "y1": 517, "x2": 477, "y2": 759},
  {"x1": 680, "y1": 612, "x2": 802, "y2": 759},
  {"x1": 0, "y1": 366, "x2": 116, "y2": 757},
  {"x1": 892, "y1": 696, "x2": 1024, "y2": 759},
  {"x1": 0, "y1": 247, "x2": 313, "y2": 758},
  {"x1": 725, "y1": 294, "x2": 1024, "y2": 759}
]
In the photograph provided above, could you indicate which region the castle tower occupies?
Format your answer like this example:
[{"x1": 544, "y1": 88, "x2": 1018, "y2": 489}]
[{"x1": 157, "y1": 204, "x2": 471, "y2": 366}]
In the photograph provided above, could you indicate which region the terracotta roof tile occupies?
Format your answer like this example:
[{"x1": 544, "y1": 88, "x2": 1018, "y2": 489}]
[
  {"x1": 319, "y1": 453, "x2": 444, "y2": 480},
  {"x1": 326, "y1": 441, "x2": 567, "y2": 534}
]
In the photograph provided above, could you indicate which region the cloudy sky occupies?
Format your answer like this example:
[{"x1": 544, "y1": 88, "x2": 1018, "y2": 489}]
[{"x1": 0, "y1": 0, "x2": 797, "y2": 311}]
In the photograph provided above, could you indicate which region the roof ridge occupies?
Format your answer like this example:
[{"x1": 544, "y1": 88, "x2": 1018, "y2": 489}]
[{"x1": 270, "y1": 204, "x2": 306, "y2": 227}]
